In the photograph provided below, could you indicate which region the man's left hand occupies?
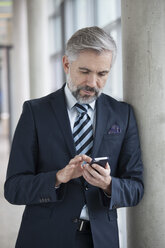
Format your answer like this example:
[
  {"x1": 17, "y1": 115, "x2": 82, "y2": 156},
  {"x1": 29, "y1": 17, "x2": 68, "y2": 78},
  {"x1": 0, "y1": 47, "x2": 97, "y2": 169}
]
[{"x1": 82, "y1": 161, "x2": 112, "y2": 195}]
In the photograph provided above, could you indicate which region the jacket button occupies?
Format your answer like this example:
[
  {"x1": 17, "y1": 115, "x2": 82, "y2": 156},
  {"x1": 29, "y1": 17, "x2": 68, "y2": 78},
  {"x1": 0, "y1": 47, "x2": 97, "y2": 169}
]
[{"x1": 85, "y1": 186, "x2": 89, "y2": 191}]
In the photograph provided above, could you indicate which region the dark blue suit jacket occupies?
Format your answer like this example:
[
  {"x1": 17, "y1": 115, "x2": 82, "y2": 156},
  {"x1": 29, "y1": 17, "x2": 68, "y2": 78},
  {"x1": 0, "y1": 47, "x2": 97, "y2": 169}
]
[{"x1": 4, "y1": 85, "x2": 144, "y2": 248}]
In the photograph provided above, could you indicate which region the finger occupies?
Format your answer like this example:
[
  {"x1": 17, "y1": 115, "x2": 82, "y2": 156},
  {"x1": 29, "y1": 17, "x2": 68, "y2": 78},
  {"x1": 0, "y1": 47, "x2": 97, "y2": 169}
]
[
  {"x1": 68, "y1": 162, "x2": 83, "y2": 172},
  {"x1": 91, "y1": 163, "x2": 110, "y2": 176},
  {"x1": 81, "y1": 154, "x2": 92, "y2": 164},
  {"x1": 67, "y1": 163, "x2": 75, "y2": 170},
  {"x1": 66, "y1": 163, "x2": 83, "y2": 177},
  {"x1": 82, "y1": 170, "x2": 97, "y2": 185},
  {"x1": 84, "y1": 164, "x2": 101, "y2": 179},
  {"x1": 105, "y1": 162, "x2": 110, "y2": 171},
  {"x1": 69, "y1": 155, "x2": 83, "y2": 164}
]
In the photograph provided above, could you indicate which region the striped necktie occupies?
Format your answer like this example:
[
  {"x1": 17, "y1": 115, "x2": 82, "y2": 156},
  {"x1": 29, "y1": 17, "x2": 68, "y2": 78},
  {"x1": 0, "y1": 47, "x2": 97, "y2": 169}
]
[{"x1": 73, "y1": 103, "x2": 93, "y2": 156}]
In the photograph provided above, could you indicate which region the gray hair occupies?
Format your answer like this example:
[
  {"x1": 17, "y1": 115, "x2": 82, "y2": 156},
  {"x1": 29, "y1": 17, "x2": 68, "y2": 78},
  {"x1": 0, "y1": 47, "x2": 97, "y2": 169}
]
[{"x1": 65, "y1": 26, "x2": 117, "y2": 66}]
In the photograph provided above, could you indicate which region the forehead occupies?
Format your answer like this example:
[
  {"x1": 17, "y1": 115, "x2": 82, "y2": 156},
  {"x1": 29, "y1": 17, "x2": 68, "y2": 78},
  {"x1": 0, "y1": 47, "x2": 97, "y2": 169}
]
[{"x1": 72, "y1": 50, "x2": 112, "y2": 71}]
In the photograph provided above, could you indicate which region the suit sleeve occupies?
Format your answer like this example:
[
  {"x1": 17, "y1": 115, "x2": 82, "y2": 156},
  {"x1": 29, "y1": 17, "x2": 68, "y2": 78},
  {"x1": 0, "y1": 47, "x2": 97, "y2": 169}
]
[
  {"x1": 101, "y1": 105, "x2": 144, "y2": 210},
  {"x1": 4, "y1": 101, "x2": 66, "y2": 205}
]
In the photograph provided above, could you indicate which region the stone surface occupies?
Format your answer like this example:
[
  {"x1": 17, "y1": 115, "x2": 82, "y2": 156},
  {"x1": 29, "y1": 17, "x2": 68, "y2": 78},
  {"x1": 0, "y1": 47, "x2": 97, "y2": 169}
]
[
  {"x1": 122, "y1": 0, "x2": 165, "y2": 247},
  {"x1": 27, "y1": 0, "x2": 51, "y2": 99}
]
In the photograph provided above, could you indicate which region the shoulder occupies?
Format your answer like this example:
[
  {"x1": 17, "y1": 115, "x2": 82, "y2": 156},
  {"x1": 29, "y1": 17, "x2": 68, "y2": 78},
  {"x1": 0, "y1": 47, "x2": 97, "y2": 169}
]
[
  {"x1": 20, "y1": 86, "x2": 65, "y2": 121},
  {"x1": 99, "y1": 93, "x2": 136, "y2": 124},
  {"x1": 23, "y1": 86, "x2": 64, "y2": 109},
  {"x1": 99, "y1": 93, "x2": 137, "y2": 131},
  {"x1": 100, "y1": 93, "x2": 131, "y2": 113}
]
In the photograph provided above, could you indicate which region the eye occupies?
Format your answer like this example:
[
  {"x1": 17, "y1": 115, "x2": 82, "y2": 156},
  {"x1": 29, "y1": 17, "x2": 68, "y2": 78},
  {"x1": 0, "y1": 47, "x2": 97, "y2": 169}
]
[
  {"x1": 80, "y1": 71, "x2": 89, "y2": 74},
  {"x1": 98, "y1": 72, "x2": 107, "y2": 77}
]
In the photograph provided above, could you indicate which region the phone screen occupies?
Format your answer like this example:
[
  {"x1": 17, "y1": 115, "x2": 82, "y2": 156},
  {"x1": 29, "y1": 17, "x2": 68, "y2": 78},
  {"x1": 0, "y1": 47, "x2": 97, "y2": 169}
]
[{"x1": 90, "y1": 157, "x2": 109, "y2": 167}]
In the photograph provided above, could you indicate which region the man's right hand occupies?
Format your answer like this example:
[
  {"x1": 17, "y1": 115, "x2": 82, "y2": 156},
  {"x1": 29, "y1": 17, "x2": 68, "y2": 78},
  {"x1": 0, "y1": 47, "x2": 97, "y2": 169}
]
[{"x1": 55, "y1": 155, "x2": 84, "y2": 187}]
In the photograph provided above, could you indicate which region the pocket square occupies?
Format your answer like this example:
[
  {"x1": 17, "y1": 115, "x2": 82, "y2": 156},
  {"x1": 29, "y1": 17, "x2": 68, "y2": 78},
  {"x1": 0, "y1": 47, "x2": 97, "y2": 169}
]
[{"x1": 108, "y1": 124, "x2": 121, "y2": 134}]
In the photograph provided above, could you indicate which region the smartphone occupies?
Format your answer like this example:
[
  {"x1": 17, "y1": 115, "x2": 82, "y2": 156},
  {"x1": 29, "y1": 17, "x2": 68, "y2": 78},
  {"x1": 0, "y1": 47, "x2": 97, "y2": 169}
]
[{"x1": 90, "y1": 157, "x2": 109, "y2": 168}]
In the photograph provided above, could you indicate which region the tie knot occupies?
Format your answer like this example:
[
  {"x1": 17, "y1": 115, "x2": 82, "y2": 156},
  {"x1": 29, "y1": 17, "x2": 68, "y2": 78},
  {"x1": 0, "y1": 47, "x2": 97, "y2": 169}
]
[{"x1": 75, "y1": 103, "x2": 89, "y2": 114}]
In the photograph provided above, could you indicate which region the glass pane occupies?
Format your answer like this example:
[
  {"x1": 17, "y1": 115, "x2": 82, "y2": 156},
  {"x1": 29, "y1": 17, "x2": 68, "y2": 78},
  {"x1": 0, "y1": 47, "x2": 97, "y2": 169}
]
[
  {"x1": 64, "y1": 0, "x2": 74, "y2": 42},
  {"x1": 53, "y1": 0, "x2": 62, "y2": 9},
  {"x1": 75, "y1": 0, "x2": 87, "y2": 29},
  {"x1": 54, "y1": 16, "x2": 62, "y2": 53},
  {"x1": 97, "y1": 0, "x2": 121, "y2": 27},
  {"x1": 74, "y1": 0, "x2": 92, "y2": 30},
  {"x1": 48, "y1": 0, "x2": 61, "y2": 14},
  {"x1": 49, "y1": 16, "x2": 62, "y2": 55},
  {"x1": 50, "y1": 55, "x2": 63, "y2": 91}
]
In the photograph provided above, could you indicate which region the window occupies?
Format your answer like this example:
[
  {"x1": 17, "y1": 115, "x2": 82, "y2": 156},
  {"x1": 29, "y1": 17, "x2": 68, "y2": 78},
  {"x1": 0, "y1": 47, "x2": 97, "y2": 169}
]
[
  {"x1": 48, "y1": 0, "x2": 64, "y2": 91},
  {"x1": 96, "y1": 0, "x2": 121, "y2": 27}
]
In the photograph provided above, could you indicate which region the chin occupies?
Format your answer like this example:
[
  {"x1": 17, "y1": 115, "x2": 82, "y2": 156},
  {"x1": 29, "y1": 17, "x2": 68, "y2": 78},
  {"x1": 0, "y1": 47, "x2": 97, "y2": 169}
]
[
  {"x1": 71, "y1": 88, "x2": 102, "y2": 104},
  {"x1": 77, "y1": 95, "x2": 98, "y2": 104}
]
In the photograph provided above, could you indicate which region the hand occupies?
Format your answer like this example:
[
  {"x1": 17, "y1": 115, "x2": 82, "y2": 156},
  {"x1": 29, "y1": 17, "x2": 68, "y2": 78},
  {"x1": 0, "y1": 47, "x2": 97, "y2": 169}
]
[
  {"x1": 82, "y1": 161, "x2": 112, "y2": 195},
  {"x1": 55, "y1": 155, "x2": 84, "y2": 187}
]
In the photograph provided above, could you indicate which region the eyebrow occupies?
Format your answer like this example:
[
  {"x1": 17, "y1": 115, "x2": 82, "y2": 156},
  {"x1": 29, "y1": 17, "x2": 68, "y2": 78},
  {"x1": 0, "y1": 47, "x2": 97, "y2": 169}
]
[
  {"x1": 79, "y1": 67, "x2": 110, "y2": 74},
  {"x1": 79, "y1": 67, "x2": 91, "y2": 72}
]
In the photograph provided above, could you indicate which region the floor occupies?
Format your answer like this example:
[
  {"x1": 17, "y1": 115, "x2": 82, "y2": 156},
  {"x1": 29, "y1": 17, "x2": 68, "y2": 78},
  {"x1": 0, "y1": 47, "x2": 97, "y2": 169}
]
[{"x1": 0, "y1": 121, "x2": 24, "y2": 248}]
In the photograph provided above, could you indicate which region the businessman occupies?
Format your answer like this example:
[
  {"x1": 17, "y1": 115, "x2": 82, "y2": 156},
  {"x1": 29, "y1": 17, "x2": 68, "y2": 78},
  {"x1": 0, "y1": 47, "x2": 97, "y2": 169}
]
[{"x1": 4, "y1": 26, "x2": 144, "y2": 248}]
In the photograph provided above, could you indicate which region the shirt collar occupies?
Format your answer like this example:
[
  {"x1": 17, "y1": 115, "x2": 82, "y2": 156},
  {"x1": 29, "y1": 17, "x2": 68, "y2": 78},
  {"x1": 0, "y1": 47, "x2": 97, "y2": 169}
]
[{"x1": 64, "y1": 83, "x2": 96, "y2": 111}]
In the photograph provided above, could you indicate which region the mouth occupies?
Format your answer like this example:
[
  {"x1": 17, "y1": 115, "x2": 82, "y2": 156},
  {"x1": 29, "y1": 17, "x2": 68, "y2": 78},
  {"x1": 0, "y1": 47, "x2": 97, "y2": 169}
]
[{"x1": 81, "y1": 89, "x2": 95, "y2": 96}]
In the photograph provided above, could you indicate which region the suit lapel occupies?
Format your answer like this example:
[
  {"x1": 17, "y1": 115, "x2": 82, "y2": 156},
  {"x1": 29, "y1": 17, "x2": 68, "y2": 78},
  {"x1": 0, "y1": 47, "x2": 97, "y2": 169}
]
[
  {"x1": 92, "y1": 94, "x2": 110, "y2": 157},
  {"x1": 50, "y1": 86, "x2": 76, "y2": 158},
  {"x1": 49, "y1": 88, "x2": 111, "y2": 160}
]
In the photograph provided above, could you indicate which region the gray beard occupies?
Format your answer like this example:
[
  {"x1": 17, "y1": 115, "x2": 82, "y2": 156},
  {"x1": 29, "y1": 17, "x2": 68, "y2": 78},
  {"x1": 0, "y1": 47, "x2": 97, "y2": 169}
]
[{"x1": 66, "y1": 75, "x2": 102, "y2": 104}]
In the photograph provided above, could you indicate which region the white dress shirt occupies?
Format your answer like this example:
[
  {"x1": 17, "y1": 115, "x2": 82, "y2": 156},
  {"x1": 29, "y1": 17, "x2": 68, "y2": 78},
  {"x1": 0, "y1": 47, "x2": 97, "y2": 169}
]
[
  {"x1": 64, "y1": 84, "x2": 96, "y2": 220},
  {"x1": 64, "y1": 84, "x2": 96, "y2": 131}
]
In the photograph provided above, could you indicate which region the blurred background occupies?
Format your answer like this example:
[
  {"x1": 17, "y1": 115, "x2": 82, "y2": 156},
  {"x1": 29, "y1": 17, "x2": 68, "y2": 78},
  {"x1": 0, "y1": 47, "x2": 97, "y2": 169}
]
[
  {"x1": 1, "y1": 0, "x2": 165, "y2": 247},
  {"x1": 0, "y1": 0, "x2": 124, "y2": 247}
]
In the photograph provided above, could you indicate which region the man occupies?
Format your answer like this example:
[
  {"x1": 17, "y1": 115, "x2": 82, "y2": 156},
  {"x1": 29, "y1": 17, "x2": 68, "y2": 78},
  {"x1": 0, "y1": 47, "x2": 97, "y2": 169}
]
[{"x1": 4, "y1": 26, "x2": 144, "y2": 248}]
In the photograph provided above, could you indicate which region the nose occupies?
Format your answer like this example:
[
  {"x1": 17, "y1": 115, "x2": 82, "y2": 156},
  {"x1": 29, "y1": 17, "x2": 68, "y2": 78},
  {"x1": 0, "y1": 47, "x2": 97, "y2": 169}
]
[{"x1": 87, "y1": 73, "x2": 97, "y2": 87}]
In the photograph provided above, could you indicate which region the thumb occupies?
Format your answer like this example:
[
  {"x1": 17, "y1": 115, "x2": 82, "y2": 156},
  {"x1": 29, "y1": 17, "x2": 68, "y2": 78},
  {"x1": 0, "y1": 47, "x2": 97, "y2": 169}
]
[{"x1": 105, "y1": 162, "x2": 110, "y2": 170}]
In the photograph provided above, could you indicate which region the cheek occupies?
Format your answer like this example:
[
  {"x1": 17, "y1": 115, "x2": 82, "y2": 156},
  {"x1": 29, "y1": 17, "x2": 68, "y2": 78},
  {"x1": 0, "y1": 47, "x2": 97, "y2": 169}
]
[
  {"x1": 70, "y1": 71, "x2": 87, "y2": 85},
  {"x1": 75, "y1": 75, "x2": 88, "y2": 85},
  {"x1": 70, "y1": 74, "x2": 78, "y2": 85},
  {"x1": 97, "y1": 79, "x2": 107, "y2": 89}
]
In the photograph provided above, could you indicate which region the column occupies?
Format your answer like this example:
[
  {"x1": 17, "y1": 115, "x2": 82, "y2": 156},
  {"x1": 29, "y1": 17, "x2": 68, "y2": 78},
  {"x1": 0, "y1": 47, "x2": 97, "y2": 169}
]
[
  {"x1": 122, "y1": 0, "x2": 165, "y2": 247},
  {"x1": 26, "y1": 0, "x2": 51, "y2": 99},
  {"x1": 11, "y1": 0, "x2": 30, "y2": 135}
]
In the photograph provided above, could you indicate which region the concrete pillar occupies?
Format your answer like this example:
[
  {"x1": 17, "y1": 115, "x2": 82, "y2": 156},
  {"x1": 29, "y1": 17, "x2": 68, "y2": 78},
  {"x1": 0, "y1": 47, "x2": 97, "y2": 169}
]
[
  {"x1": 11, "y1": 0, "x2": 30, "y2": 135},
  {"x1": 122, "y1": 1, "x2": 165, "y2": 247},
  {"x1": 0, "y1": 49, "x2": 9, "y2": 136},
  {"x1": 0, "y1": 49, "x2": 9, "y2": 115},
  {"x1": 26, "y1": 0, "x2": 51, "y2": 99}
]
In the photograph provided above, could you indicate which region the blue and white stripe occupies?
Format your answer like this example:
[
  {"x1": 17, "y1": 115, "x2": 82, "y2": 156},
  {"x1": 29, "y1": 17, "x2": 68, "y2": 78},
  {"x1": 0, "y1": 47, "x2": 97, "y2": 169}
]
[{"x1": 73, "y1": 103, "x2": 93, "y2": 156}]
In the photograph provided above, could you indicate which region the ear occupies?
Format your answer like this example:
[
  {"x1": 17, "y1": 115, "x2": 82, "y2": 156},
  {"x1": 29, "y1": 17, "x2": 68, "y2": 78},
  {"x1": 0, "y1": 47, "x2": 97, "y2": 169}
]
[{"x1": 62, "y1": 55, "x2": 70, "y2": 74}]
